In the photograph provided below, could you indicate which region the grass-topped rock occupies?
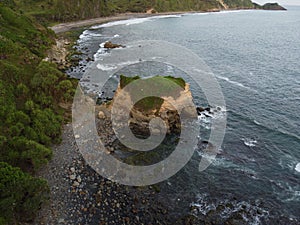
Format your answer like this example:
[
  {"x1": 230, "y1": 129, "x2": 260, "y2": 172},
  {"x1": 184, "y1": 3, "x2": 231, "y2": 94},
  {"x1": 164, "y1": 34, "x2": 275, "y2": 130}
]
[
  {"x1": 96, "y1": 75, "x2": 197, "y2": 165},
  {"x1": 99, "y1": 75, "x2": 196, "y2": 137},
  {"x1": 119, "y1": 75, "x2": 186, "y2": 113}
]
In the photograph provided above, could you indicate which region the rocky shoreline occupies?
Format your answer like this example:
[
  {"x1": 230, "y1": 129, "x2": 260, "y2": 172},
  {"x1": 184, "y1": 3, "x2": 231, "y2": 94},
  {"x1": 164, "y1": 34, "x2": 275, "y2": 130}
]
[
  {"x1": 33, "y1": 123, "x2": 186, "y2": 225},
  {"x1": 32, "y1": 74, "x2": 199, "y2": 224}
]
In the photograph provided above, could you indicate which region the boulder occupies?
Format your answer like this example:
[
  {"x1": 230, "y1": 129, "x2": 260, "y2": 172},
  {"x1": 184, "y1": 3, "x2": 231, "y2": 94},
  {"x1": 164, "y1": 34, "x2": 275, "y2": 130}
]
[
  {"x1": 98, "y1": 111, "x2": 106, "y2": 119},
  {"x1": 104, "y1": 41, "x2": 124, "y2": 49}
]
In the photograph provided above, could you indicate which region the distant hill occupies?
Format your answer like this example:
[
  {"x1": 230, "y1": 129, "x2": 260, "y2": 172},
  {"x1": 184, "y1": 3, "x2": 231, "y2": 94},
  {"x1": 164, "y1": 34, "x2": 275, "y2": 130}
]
[
  {"x1": 2, "y1": 0, "x2": 255, "y2": 24},
  {"x1": 262, "y1": 3, "x2": 287, "y2": 10},
  {"x1": 253, "y1": 2, "x2": 286, "y2": 10}
]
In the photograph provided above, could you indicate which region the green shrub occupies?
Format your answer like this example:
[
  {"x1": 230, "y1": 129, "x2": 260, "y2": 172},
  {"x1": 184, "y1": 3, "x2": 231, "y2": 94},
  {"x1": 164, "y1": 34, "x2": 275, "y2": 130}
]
[
  {"x1": 0, "y1": 4, "x2": 76, "y2": 225},
  {"x1": 0, "y1": 162, "x2": 49, "y2": 223}
]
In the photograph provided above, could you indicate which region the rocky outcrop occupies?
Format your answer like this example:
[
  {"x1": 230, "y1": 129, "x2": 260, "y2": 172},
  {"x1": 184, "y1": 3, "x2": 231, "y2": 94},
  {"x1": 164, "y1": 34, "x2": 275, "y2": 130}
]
[
  {"x1": 99, "y1": 76, "x2": 197, "y2": 136},
  {"x1": 262, "y1": 3, "x2": 286, "y2": 10},
  {"x1": 104, "y1": 41, "x2": 125, "y2": 49},
  {"x1": 253, "y1": 2, "x2": 287, "y2": 10},
  {"x1": 44, "y1": 38, "x2": 71, "y2": 69}
]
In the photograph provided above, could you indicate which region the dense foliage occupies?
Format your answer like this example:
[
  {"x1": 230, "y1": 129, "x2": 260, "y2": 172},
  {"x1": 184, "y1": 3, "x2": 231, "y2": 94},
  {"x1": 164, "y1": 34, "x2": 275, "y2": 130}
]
[
  {"x1": 0, "y1": 162, "x2": 49, "y2": 223},
  {"x1": 223, "y1": 0, "x2": 253, "y2": 8},
  {"x1": 0, "y1": 4, "x2": 76, "y2": 224},
  {"x1": 2, "y1": 0, "x2": 255, "y2": 24}
]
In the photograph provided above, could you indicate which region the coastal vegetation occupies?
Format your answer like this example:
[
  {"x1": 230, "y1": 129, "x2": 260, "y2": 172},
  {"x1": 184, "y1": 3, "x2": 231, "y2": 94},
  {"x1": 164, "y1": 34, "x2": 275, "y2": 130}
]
[
  {"x1": 0, "y1": 3, "x2": 76, "y2": 224},
  {"x1": 1, "y1": 0, "x2": 271, "y2": 25}
]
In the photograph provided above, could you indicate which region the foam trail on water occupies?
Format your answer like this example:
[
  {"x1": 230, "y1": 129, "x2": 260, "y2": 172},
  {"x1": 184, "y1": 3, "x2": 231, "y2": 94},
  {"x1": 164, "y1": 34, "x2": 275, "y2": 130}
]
[
  {"x1": 96, "y1": 63, "x2": 117, "y2": 71},
  {"x1": 242, "y1": 138, "x2": 257, "y2": 147},
  {"x1": 295, "y1": 163, "x2": 300, "y2": 173},
  {"x1": 216, "y1": 75, "x2": 250, "y2": 89}
]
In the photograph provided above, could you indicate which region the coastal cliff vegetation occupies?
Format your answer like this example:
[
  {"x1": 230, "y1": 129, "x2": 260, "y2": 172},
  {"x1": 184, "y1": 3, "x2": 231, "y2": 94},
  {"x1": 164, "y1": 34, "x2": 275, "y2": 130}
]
[
  {"x1": 0, "y1": 4, "x2": 76, "y2": 224},
  {"x1": 3, "y1": 0, "x2": 255, "y2": 24}
]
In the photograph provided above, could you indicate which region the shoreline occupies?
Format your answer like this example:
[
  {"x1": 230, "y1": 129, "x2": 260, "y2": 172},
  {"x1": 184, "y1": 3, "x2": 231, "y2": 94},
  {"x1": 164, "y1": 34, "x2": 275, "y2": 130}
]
[
  {"x1": 50, "y1": 12, "x2": 190, "y2": 33},
  {"x1": 50, "y1": 9, "x2": 257, "y2": 34}
]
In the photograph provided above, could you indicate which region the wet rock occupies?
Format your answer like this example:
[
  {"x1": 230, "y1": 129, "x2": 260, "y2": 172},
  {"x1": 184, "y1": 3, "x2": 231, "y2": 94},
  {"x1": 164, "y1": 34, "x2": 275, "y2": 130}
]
[
  {"x1": 196, "y1": 106, "x2": 205, "y2": 114},
  {"x1": 104, "y1": 41, "x2": 124, "y2": 49}
]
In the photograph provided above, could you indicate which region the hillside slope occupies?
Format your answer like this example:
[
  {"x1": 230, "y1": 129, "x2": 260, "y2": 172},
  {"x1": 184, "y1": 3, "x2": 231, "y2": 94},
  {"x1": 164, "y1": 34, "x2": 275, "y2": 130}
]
[
  {"x1": 4, "y1": 0, "x2": 255, "y2": 24},
  {"x1": 0, "y1": 4, "x2": 76, "y2": 224}
]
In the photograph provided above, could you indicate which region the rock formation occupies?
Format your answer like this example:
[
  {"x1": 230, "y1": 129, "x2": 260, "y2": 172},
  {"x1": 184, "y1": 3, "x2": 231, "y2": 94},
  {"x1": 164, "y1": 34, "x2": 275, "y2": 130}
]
[
  {"x1": 253, "y1": 2, "x2": 287, "y2": 10},
  {"x1": 104, "y1": 41, "x2": 125, "y2": 49},
  {"x1": 98, "y1": 75, "x2": 197, "y2": 136}
]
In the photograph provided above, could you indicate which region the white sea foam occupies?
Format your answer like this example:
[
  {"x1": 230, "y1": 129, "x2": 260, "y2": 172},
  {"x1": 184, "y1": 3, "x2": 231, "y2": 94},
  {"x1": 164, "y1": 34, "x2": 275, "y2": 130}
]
[
  {"x1": 152, "y1": 14, "x2": 182, "y2": 19},
  {"x1": 242, "y1": 138, "x2": 257, "y2": 147},
  {"x1": 197, "y1": 114, "x2": 211, "y2": 129},
  {"x1": 117, "y1": 60, "x2": 140, "y2": 66},
  {"x1": 295, "y1": 163, "x2": 300, "y2": 173},
  {"x1": 79, "y1": 30, "x2": 103, "y2": 42},
  {"x1": 190, "y1": 193, "x2": 269, "y2": 224},
  {"x1": 216, "y1": 10, "x2": 249, "y2": 14},
  {"x1": 91, "y1": 14, "x2": 182, "y2": 29},
  {"x1": 197, "y1": 106, "x2": 226, "y2": 129},
  {"x1": 98, "y1": 42, "x2": 105, "y2": 48},
  {"x1": 96, "y1": 63, "x2": 117, "y2": 71},
  {"x1": 93, "y1": 48, "x2": 108, "y2": 60},
  {"x1": 254, "y1": 120, "x2": 261, "y2": 125},
  {"x1": 216, "y1": 75, "x2": 249, "y2": 89},
  {"x1": 114, "y1": 34, "x2": 120, "y2": 38},
  {"x1": 91, "y1": 18, "x2": 152, "y2": 29}
]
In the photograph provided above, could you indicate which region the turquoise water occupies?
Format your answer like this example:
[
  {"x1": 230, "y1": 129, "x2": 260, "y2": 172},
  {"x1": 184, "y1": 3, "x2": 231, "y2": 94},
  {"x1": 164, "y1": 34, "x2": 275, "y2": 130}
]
[{"x1": 71, "y1": 6, "x2": 300, "y2": 224}]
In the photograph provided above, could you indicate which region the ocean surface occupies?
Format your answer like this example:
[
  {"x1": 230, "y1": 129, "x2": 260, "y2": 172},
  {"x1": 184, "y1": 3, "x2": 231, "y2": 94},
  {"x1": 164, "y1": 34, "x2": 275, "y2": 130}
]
[{"x1": 69, "y1": 6, "x2": 300, "y2": 224}]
